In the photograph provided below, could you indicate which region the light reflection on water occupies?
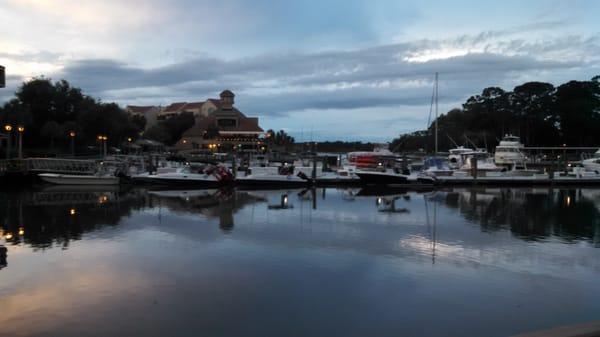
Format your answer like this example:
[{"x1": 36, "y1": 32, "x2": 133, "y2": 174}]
[{"x1": 1, "y1": 186, "x2": 600, "y2": 337}]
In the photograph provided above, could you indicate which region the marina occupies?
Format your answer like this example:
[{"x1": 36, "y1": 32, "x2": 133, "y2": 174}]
[{"x1": 2, "y1": 3, "x2": 600, "y2": 335}]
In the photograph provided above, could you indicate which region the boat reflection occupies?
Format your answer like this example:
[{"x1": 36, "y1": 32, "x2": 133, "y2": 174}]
[
  {"x1": 426, "y1": 187, "x2": 600, "y2": 244},
  {"x1": 148, "y1": 188, "x2": 267, "y2": 232},
  {"x1": 1, "y1": 186, "x2": 600, "y2": 256}
]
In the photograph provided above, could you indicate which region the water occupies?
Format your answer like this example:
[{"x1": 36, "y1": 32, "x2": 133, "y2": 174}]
[{"x1": 1, "y1": 186, "x2": 600, "y2": 337}]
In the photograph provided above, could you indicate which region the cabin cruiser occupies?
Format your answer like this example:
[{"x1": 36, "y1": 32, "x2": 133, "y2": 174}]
[
  {"x1": 132, "y1": 164, "x2": 233, "y2": 186},
  {"x1": 448, "y1": 146, "x2": 474, "y2": 169},
  {"x1": 494, "y1": 134, "x2": 526, "y2": 166},
  {"x1": 582, "y1": 149, "x2": 600, "y2": 173},
  {"x1": 421, "y1": 156, "x2": 453, "y2": 177},
  {"x1": 457, "y1": 150, "x2": 503, "y2": 176}
]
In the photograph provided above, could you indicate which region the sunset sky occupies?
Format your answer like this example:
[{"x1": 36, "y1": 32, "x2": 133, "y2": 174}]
[{"x1": 1, "y1": 0, "x2": 598, "y2": 141}]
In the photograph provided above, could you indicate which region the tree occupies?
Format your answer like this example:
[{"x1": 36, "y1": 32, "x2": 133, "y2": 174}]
[
  {"x1": 40, "y1": 121, "x2": 62, "y2": 148},
  {"x1": 390, "y1": 77, "x2": 600, "y2": 151}
]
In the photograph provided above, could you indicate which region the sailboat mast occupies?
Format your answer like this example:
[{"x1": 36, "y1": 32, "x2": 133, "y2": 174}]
[{"x1": 434, "y1": 72, "x2": 439, "y2": 155}]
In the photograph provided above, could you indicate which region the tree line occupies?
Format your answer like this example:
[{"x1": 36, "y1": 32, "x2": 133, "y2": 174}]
[
  {"x1": 391, "y1": 76, "x2": 600, "y2": 152},
  {"x1": 0, "y1": 78, "x2": 145, "y2": 153}
]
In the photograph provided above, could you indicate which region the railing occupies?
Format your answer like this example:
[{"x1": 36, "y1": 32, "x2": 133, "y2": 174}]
[{"x1": 0, "y1": 158, "x2": 99, "y2": 175}]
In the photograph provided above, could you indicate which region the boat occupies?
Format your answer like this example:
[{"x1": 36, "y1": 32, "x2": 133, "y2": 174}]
[
  {"x1": 38, "y1": 173, "x2": 119, "y2": 185},
  {"x1": 236, "y1": 165, "x2": 312, "y2": 187},
  {"x1": 494, "y1": 134, "x2": 526, "y2": 166},
  {"x1": 582, "y1": 149, "x2": 600, "y2": 173},
  {"x1": 132, "y1": 164, "x2": 233, "y2": 186},
  {"x1": 355, "y1": 168, "x2": 410, "y2": 184},
  {"x1": 448, "y1": 146, "x2": 474, "y2": 169},
  {"x1": 457, "y1": 150, "x2": 503, "y2": 176},
  {"x1": 421, "y1": 156, "x2": 453, "y2": 177}
]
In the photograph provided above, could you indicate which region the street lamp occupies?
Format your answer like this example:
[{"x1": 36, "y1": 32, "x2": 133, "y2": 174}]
[
  {"x1": 102, "y1": 135, "x2": 108, "y2": 157},
  {"x1": 4, "y1": 124, "x2": 12, "y2": 159},
  {"x1": 17, "y1": 126, "x2": 24, "y2": 159},
  {"x1": 97, "y1": 135, "x2": 104, "y2": 157},
  {"x1": 69, "y1": 131, "x2": 76, "y2": 157}
]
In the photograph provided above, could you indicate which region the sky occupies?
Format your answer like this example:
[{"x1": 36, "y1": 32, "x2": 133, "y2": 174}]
[{"x1": 1, "y1": 0, "x2": 599, "y2": 141}]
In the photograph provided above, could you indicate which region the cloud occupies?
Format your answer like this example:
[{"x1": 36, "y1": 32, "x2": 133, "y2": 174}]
[
  {"x1": 1, "y1": 2, "x2": 598, "y2": 141},
  {"x1": 51, "y1": 33, "x2": 594, "y2": 114}
]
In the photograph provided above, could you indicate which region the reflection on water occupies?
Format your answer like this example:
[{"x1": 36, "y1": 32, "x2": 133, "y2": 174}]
[{"x1": 1, "y1": 186, "x2": 600, "y2": 337}]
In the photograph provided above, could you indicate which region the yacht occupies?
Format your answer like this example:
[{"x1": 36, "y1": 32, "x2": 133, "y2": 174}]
[{"x1": 494, "y1": 134, "x2": 526, "y2": 166}]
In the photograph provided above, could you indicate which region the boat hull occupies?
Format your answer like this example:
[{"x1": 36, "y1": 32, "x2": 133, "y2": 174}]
[
  {"x1": 355, "y1": 171, "x2": 409, "y2": 184},
  {"x1": 132, "y1": 174, "x2": 229, "y2": 187},
  {"x1": 236, "y1": 175, "x2": 311, "y2": 188},
  {"x1": 38, "y1": 173, "x2": 119, "y2": 185}
]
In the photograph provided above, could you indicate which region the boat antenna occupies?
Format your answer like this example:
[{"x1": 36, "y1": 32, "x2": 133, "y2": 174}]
[
  {"x1": 463, "y1": 134, "x2": 478, "y2": 149},
  {"x1": 447, "y1": 134, "x2": 459, "y2": 147}
]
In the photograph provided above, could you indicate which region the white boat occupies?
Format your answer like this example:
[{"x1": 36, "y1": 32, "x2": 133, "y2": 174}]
[
  {"x1": 448, "y1": 146, "x2": 474, "y2": 169},
  {"x1": 582, "y1": 149, "x2": 600, "y2": 173},
  {"x1": 421, "y1": 156, "x2": 453, "y2": 177},
  {"x1": 38, "y1": 173, "x2": 119, "y2": 185},
  {"x1": 132, "y1": 165, "x2": 233, "y2": 186},
  {"x1": 458, "y1": 150, "x2": 503, "y2": 176},
  {"x1": 236, "y1": 165, "x2": 312, "y2": 187},
  {"x1": 355, "y1": 168, "x2": 411, "y2": 184},
  {"x1": 494, "y1": 134, "x2": 526, "y2": 166}
]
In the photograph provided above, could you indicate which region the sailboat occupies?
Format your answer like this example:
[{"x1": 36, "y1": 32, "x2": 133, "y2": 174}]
[{"x1": 421, "y1": 73, "x2": 453, "y2": 177}]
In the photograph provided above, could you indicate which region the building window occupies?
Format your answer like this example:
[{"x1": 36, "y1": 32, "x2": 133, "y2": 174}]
[{"x1": 217, "y1": 118, "x2": 237, "y2": 127}]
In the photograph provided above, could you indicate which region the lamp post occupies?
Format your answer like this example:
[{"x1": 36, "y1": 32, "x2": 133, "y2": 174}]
[
  {"x1": 69, "y1": 131, "x2": 76, "y2": 157},
  {"x1": 97, "y1": 135, "x2": 103, "y2": 158},
  {"x1": 4, "y1": 124, "x2": 12, "y2": 159},
  {"x1": 127, "y1": 137, "x2": 132, "y2": 154},
  {"x1": 17, "y1": 126, "x2": 24, "y2": 159},
  {"x1": 102, "y1": 136, "x2": 108, "y2": 157}
]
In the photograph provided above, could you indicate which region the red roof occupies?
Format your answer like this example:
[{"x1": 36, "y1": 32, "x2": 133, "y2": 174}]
[
  {"x1": 183, "y1": 102, "x2": 204, "y2": 110},
  {"x1": 163, "y1": 102, "x2": 188, "y2": 113},
  {"x1": 206, "y1": 99, "x2": 222, "y2": 108}
]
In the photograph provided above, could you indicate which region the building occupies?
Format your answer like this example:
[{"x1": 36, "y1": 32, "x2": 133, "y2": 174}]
[
  {"x1": 157, "y1": 99, "x2": 221, "y2": 121},
  {"x1": 176, "y1": 90, "x2": 264, "y2": 152},
  {"x1": 125, "y1": 105, "x2": 160, "y2": 131}
]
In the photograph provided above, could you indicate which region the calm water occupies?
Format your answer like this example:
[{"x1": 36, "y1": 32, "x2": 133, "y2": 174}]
[{"x1": 1, "y1": 186, "x2": 600, "y2": 337}]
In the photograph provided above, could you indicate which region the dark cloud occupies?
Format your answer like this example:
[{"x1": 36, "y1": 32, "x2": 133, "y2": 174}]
[{"x1": 3, "y1": 30, "x2": 598, "y2": 141}]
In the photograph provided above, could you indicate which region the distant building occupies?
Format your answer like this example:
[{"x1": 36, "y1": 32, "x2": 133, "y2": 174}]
[
  {"x1": 157, "y1": 99, "x2": 221, "y2": 120},
  {"x1": 125, "y1": 105, "x2": 160, "y2": 130},
  {"x1": 176, "y1": 90, "x2": 264, "y2": 152}
]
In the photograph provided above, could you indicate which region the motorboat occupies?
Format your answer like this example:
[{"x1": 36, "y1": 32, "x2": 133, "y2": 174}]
[
  {"x1": 38, "y1": 173, "x2": 120, "y2": 185},
  {"x1": 132, "y1": 165, "x2": 233, "y2": 186},
  {"x1": 236, "y1": 165, "x2": 312, "y2": 187},
  {"x1": 494, "y1": 134, "x2": 526, "y2": 166},
  {"x1": 582, "y1": 149, "x2": 600, "y2": 173},
  {"x1": 421, "y1": 156, "x2": 453, "y2": 177},
  {"x1": 458, "y1": 150, "x2": 503, "y2": 176},
  {"x1": 355, "y1": 168, "x2": 410, "y2": 184},
  {"x1": 448, "y1": 146, "x2": 474, "y2": 169}
]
